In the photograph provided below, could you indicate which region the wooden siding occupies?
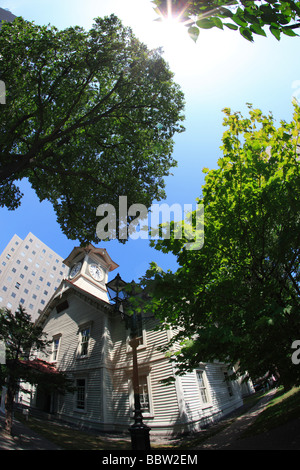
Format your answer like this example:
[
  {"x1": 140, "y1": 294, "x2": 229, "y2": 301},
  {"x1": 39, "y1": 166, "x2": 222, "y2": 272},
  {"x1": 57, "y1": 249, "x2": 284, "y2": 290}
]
[
  {"x1": 179, "y1": 363, "x2": 243, "y2": 431},
  {"x1": 36, "y1": 288, "x2": 244, "y2": 435}
]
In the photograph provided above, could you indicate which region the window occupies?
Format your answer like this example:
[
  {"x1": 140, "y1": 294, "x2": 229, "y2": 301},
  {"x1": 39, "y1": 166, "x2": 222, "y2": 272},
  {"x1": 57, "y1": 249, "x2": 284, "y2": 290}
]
[
  {"x1": 129, "y1": 374, "x2": 152, "y2": 417},
  {"x1": 79, "y1": 326, "x2": 90, "y2": 357},
  {"x1": 196, "y1": 370, "x2": 210, "y2": 404},
  {"x1": 76, "y1": 378, "x2": 86, "y2": 410},
  {"x1": 223, "y1": 371, "x2": 233, "y2": 397},
  {"x1": 52, "y1": 336, "x2": 61, "y2": 362},
  {"x1": 139, "y1": 376, "x2": 150, "y2": 413}
]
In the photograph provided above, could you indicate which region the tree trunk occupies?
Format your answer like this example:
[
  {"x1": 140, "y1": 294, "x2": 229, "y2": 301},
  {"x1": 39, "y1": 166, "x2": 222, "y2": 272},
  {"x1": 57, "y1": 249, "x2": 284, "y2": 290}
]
[{"x1": 4, "y1": 378, "x2": 16, "y2": 435}]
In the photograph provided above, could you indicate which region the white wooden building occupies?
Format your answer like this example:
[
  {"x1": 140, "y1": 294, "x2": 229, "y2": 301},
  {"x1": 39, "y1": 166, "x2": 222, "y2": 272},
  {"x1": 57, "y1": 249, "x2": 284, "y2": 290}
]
[{"x1": 27, "y1": 244, "x2": 250, "y2": 436}]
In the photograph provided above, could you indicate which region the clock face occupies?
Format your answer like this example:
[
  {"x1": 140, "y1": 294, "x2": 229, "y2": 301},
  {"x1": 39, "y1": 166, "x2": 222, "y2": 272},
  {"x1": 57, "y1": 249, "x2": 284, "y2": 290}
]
[
  {"x1": 70, "y1": 262, "x2": 82, "y2": 279},
  {"x1": 89, "y1": 264, "x2": 104, "y2": 282}
]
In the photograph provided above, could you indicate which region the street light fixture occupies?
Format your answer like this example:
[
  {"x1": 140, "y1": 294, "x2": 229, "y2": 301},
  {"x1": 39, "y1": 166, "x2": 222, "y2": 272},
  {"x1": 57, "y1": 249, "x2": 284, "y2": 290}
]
[{"x1": 106, "y1": 274, "x2": 151, "y2": 451}]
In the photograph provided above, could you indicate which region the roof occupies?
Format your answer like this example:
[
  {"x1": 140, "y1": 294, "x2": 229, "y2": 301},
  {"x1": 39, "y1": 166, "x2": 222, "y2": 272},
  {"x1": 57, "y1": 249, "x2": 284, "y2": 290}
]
[
  {"x1": 63, "y1": 244, "x2": 118, "y2": 272},
  {"x1": 35, "y1": 278, "x2": 114, "y2": 327},
  {"x1": 19, "y1": 358, "x2": 58, "y2": 374}
]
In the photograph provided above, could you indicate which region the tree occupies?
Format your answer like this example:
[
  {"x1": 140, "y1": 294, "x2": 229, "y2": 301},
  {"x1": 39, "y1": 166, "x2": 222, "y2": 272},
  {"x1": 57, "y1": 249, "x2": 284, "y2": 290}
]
[
  {"x1": 0, "y1": 306, "x2": 72, "y2": 435},
  {"x1": 141, "y1": 101, "x2": 300, "y2": 390},
  {"x1": 153, "y1": 0, "x2": 300, "y2": 41},
  {"x1": 0, "y1": 15, "x2": 185, "y2": 244}
]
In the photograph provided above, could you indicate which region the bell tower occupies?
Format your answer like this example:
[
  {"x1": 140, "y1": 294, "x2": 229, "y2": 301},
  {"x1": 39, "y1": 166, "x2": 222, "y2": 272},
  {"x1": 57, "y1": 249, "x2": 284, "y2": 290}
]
[{"x1": 63, "y1": 244, "x2": 118, "y2": 303}]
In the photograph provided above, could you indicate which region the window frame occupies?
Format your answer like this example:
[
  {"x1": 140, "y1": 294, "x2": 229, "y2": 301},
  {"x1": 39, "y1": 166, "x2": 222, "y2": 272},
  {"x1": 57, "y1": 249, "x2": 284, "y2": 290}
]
[
  {"x1": 75, "y1": 377, "x2": 87, "y2": 412},
  {"x1": 51, "y1": 335, "x2": 61, "y2": 363},
  {"x1": 223, "y1": 370, "x2": 234, "y2": 397},
  {"x1": 195, "y1": 368, "x2": 211, "y2": 406},
  {"x1": 129, "y1": 373, "x2": 153, "y2": 419},
  {"x1": 77, "y1": 323, "x2": 92, "y2": 359}
]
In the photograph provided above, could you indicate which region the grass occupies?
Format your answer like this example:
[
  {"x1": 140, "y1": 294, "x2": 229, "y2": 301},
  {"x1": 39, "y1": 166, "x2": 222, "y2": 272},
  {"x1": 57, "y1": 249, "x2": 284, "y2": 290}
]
[
  {"x1": 241, "y1": 386, "x2": 300, "y2": 438},
  {"x1": 14, "y1": 413, "x2": 131, "y2": 450},
  {"x1": 13, "y1": 387, "x2": 300, "y2": 450}
]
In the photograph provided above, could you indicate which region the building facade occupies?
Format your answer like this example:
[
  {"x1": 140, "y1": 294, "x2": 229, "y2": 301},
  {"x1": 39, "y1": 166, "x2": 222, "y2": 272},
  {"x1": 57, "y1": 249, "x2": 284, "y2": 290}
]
[
  {"x1": 0, "y1": 233, "x2": 68, "y2": 321},
  {"x1": 24, "y1": 244, "x2": 251, "y2": 436}
]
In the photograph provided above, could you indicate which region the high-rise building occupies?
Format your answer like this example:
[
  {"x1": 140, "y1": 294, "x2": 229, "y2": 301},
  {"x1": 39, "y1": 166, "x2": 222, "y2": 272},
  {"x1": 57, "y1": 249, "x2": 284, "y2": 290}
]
[
  {"x1": 0, "y1": 233, "x2": 68, "y2": 321},
  {"x1": 0, "y1": 7, "x2": 16, "y2": 25}
]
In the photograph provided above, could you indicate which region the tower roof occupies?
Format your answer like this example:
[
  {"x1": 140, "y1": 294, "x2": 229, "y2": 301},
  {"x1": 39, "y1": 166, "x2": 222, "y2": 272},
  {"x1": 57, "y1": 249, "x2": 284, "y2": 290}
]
[{"x1": 63, "y1": 244, "x2": 118, "y2": 272}]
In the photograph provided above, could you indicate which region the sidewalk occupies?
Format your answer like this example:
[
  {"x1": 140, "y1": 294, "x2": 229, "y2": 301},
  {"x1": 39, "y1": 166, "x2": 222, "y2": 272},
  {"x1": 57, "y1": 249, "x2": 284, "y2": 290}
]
[
  {"x1": 194, "y1": 388, "x2": 300, "y2": 450},
  {"x1": 0, "y1": 413, "x2": 61, "y2": 450}
]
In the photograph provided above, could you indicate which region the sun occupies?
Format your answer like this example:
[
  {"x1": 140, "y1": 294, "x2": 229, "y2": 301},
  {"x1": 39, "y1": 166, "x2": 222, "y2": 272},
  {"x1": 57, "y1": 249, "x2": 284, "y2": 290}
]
[
  {"x1": 147, "y1": 4, "x2": 196, "y2": 66},
  {"x1": 115, "y1": 0, "x2": 199, "y2": 73}
]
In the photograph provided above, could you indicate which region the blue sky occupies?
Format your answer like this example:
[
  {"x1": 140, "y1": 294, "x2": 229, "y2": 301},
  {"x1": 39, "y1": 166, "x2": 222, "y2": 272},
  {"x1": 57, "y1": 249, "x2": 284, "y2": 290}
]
[{"x1": 1, "y1": 0, "x2": 300, "y2": 283}]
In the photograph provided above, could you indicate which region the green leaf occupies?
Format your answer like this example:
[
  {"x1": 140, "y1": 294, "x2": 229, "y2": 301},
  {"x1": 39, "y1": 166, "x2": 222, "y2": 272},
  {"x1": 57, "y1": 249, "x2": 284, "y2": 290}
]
[
  {"x1": 282, "y1": 132, "x2": 291, "y2": 141},
  {"x1": 270, "y1": 25, "x2": 281, "y2": 39},
  {"x1": 239, "y1": 27, "x2": 254, "y2": 41},
  {"x1": 282, "y1": 27, "x2": 298, "y2": 36},
  {"x1": 250, "y1": 24, "x2": 267, "y2": 36},
  {"x1": 224, "y1": 23, "x2": 239, "y2": 30},
  {"x1": 232, "y1": 8, "x2": 248, "y2": 27},
  {"x1": 218, "y1": 7, "x2": 234, "y2": 18},
  {"x1": 188, "y1": 26, "x2": 200, "y2": 42},
  {"x1": 212, "y1": 17, "x2": 224, "y2": 29},
  {"x1": 196, "y1": 18, "x2": 215, "y2": 29}
]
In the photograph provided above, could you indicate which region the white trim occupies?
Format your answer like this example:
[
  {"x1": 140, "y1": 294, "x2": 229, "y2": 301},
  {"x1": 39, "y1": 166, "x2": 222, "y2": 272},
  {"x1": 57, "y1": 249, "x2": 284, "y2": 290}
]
[
  {"x1": 195, "y1": 368, "x2": 211, "y2": 406},
  {"x1": 128, "y1": 373, "x2": 154, "y2": 419}
]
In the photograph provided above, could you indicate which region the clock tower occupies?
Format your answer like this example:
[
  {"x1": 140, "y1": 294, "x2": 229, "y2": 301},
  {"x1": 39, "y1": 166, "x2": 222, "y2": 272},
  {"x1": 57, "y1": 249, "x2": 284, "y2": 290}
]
[{"x1": 63, "y1": 244, "x2": 118, "y2": 303}]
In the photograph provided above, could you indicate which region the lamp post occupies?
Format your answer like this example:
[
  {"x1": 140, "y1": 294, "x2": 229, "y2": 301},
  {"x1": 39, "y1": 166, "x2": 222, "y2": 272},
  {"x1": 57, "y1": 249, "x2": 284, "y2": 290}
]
[{"x1": 106, "y1": 274, "x2": 151, "y2": 451}]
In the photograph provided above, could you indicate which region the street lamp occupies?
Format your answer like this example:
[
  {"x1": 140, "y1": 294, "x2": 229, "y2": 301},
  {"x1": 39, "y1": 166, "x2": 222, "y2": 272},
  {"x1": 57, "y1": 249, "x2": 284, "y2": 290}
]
[{"x1": 106, "y1": 274, "x2": 151, "y2": 451}]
